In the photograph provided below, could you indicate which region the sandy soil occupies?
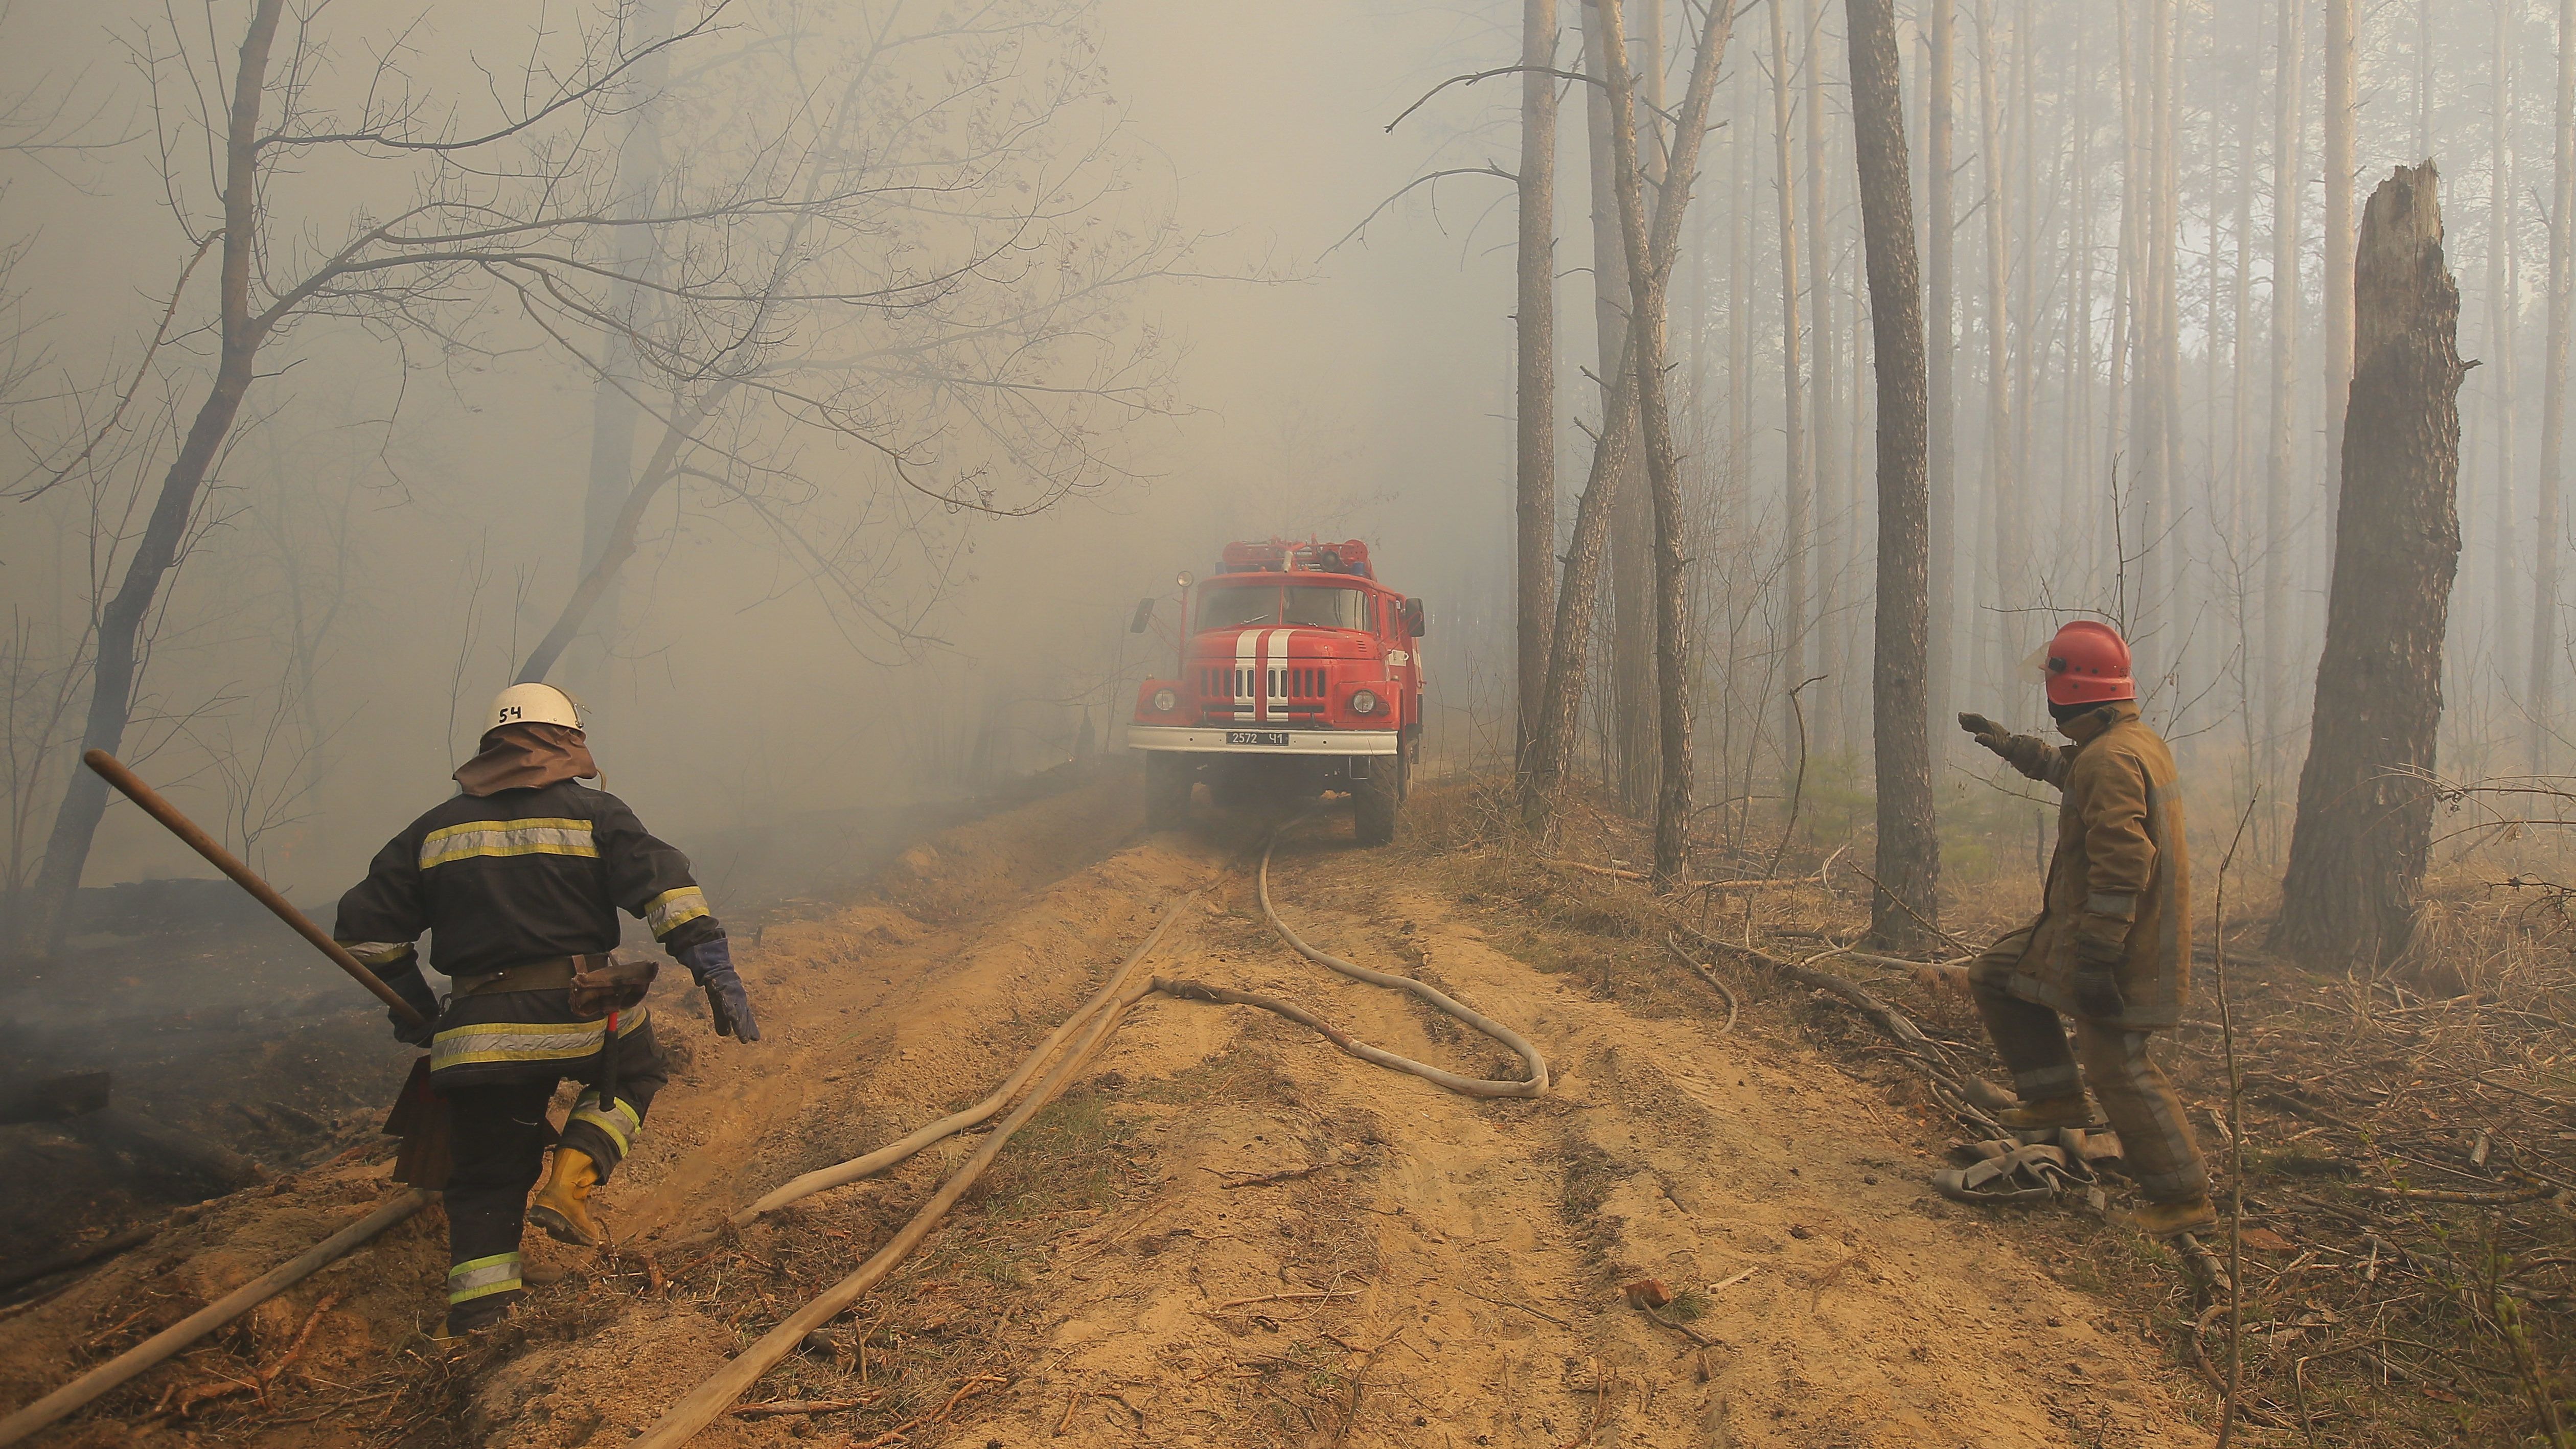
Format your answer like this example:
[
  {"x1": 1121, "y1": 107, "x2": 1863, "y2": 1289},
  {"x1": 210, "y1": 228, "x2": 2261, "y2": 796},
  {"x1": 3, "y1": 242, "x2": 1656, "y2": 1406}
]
[{"x1": 0, "y1": 774, "x2": 2214, "y2": 1447}]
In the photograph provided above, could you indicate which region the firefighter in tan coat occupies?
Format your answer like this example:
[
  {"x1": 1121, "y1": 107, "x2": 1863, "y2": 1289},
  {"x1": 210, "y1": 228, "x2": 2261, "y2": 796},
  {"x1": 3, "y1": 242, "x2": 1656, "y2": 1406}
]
[{"x1": 1954, "y1": 620, "x2": 2214, "y2": 1238}]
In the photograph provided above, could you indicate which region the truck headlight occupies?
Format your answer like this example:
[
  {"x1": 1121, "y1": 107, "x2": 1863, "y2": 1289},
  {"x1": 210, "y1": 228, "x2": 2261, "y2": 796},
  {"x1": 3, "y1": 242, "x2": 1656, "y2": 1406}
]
[
  {"x1": 1350, "y1": 689, "x2": 1379, "y2": 716},
  {"x1": 1152, "y1": 688, "x2": 1179, "y2": 714}
]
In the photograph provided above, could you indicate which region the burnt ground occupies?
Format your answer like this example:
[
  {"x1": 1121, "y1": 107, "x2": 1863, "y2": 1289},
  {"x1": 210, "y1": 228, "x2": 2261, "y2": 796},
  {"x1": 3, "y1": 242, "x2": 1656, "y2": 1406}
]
[{"x1": 0, "y1": 794, "x2": 974, "y2": 1272}]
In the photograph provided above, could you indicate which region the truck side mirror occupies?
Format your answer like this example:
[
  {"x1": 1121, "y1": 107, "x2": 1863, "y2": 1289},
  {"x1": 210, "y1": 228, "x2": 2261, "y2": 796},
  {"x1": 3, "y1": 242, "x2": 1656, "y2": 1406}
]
[
  {"x1": 1128, "y1": 597, "x2": 1156, "y2": 634},
  {"x1": 1402, "y1": 599, "x2": 1427, "y2": 638}
]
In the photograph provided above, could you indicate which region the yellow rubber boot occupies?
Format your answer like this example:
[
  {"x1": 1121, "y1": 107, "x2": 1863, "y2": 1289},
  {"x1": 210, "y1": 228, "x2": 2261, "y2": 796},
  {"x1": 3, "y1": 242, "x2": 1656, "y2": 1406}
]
[
  {"x1": 528, "y1": 1147, "x2": 606, "y2": 1247},
  {"x1": 1996, "y1": 1094, "x2": 2094, "y2": 1131}
]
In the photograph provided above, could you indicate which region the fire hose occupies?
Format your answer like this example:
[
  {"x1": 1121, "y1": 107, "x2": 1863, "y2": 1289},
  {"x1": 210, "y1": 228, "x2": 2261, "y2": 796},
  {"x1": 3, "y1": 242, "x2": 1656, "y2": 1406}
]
[
  {"x1": 634, "y1": 821, "x2": 1549, "y2": 1446},
  {"x1": 3, "y1": 820, "x2": 1547, "y2": 1446}
]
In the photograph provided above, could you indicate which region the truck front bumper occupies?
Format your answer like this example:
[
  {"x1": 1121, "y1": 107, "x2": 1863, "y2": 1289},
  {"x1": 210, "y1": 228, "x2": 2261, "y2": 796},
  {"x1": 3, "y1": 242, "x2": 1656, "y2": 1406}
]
[{"x1": 1127, "y1": 725, "x2": 1399, "y2": 756}]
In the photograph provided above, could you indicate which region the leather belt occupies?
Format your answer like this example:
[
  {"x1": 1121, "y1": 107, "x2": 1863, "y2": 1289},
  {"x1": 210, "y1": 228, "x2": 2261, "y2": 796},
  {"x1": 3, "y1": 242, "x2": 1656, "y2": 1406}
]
[{"x1": 450, "y1": 954, "x2": 608, "y2": 999}]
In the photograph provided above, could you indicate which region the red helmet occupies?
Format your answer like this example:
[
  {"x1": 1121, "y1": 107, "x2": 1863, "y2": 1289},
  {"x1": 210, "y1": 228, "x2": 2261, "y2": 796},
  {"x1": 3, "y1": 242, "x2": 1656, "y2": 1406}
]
[{"x1": 2040, "y1": 620, "x2": 2134, "y2": 706}]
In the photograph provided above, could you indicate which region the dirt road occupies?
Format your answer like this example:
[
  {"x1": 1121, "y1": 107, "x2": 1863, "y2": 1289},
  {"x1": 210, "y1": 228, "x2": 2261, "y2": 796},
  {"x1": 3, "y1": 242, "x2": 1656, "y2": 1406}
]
[{"x1": 0, "y1": 775, "x2": 2209, "y2": 1447}]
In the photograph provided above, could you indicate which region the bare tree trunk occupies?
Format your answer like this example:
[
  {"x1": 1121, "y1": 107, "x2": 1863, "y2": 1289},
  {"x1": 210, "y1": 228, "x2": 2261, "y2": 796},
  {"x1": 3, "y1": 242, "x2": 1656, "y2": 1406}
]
[
  {"x1": 20, "y1": 0, "x2": 288, "y2": 955},
  {"x1": 2537, "y1": 0, "x2": 2575, "y2": 775},
  {"x1": 2324, "y1": 0, "x2": 2356, "y2": 535},
  {"x1": 1804, "y1": 0, "x2": 1839, "y2": 745},
  {"x1": 2132, "y1": 0, "x2": 2177, "y2": 649},
  {"x1": 1526, "y1": 0, "x2": 1734, "y2": 836},
  {"x1": 2263, "y1": 0, "x2": 2305, "y2": 831},
  {"x1": 1924, "y1": 0, "x2": 1958, "y2": 765},
  {"x1": 1973, "y1": 0, "x2": 2015, "y2": 686},
  {"x1": 1596, "y1": 0, "x2": 1731, "y2": 885},
  {"x1": 1583, "y1": 0, "x2": 1658, "y2": 816},
  {"x1": 571, "y1": 0, "x2": 679, "y2": 685},
  {"x1": 2492, "y1": 0, "x2": 2521, "y2": 722},
  {"x1": 2110, "y1": 0, "x2": 2136, "y2": 605},
  {"x1": 1846, "y1": 0, "x2": 1940, "y2": 949},
  {"x1": 1770, "y1": 0, "x2": 1811, "y2": 762},
  {"x1": 2010, "y1": 0, "x2": 2036, "y2": 605},
  {"x1": 1517, "y1": 0, "x2": 1562, "y2": 764},
  {"x1": 2069, "y1": 1, "x2": 2097, "y2": 588},
  {"x1": 2274, "y1": 163, "x2": 2466, "y2": 969}
]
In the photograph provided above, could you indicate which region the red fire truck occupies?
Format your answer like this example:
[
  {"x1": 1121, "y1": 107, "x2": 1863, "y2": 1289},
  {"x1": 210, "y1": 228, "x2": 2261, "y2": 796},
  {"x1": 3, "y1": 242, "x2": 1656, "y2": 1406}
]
[{"x1": 1129, "y1": 538, "x2": 1427, "y2": 843}]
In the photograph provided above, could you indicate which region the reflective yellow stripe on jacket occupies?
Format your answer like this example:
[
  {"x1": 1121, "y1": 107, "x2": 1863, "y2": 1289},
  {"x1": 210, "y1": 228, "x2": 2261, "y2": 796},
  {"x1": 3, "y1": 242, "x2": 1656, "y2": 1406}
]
[
  {"x1": 428, "y1": 1010, "x2": 650, "y2": 1072},
  {"x1": 418, "y1": 818, "x2": 599, "y2": 870},
  {"x1": 643, "y1": 886, "x2": 710, "y2": 940}
]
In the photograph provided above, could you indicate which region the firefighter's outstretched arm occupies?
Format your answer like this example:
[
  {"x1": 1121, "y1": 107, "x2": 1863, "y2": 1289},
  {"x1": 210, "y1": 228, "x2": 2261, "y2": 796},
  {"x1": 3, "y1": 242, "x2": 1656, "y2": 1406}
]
[
  {"x1": 1957, "y1": 711, "x2": 2069, "y2": 787},
  {"x1": 598, "y1": 796, "x2": 762, "y2": 1044}
]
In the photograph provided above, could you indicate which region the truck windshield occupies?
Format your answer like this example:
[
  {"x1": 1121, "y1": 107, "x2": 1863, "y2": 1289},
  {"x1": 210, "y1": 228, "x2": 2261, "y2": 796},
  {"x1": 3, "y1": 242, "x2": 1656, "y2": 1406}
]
[{"x1": 1194, "y1": 583, "x2": 1371, "y2": 631}]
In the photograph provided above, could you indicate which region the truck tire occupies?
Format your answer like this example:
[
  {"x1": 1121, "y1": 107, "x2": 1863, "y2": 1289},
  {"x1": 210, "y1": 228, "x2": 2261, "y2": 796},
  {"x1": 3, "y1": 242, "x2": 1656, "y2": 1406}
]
[
  {"x1": 1145, "y1": 753, "x2": 1193, "y2": 830},
  {"x1": 1352, "y1": 752, "x2": 1403, "y2": 846}
]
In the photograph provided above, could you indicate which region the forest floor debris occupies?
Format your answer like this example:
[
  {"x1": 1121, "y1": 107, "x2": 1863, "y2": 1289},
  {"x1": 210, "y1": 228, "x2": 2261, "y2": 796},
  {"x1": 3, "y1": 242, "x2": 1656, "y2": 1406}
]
[{"x1": 17, "y1": 768, "x2": 2554, "y2": 1444}]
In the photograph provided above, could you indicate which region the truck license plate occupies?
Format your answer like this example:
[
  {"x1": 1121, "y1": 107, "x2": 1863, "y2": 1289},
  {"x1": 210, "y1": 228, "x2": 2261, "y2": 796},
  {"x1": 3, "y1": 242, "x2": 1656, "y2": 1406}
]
[{"x1": 1226, "y1": 730, "x2": 1291, "y2": 746}]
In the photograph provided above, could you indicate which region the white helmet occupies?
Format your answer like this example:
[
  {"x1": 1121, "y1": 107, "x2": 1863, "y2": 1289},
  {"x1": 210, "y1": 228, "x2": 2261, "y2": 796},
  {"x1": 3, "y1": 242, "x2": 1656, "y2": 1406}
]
[{"x1": 488, "y1": 682, "x2": 584, "y2": 733}]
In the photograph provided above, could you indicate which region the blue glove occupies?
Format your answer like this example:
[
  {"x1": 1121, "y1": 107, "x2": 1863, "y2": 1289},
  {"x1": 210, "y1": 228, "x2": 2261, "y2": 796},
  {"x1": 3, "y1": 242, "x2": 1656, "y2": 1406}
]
[
  {"x1": 379, "y1": 960, "x2": 441, "y2": 1047},
  {"x1": 676, "y1": 935, "x2": 760, "y2": 1042}
]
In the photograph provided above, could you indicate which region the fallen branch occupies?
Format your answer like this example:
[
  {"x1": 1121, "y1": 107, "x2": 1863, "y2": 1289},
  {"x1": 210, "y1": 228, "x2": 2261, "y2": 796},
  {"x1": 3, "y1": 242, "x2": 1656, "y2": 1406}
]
[
  {"x1": 0, "y1": 1191, "x2": 429, "y2": 1447},
  {"x1": 1216, "y1": 1290, "x2": 1360, "y2": 1309},
  {"x1": 1458, "y1": 1286, "x2": 1570, "y2": 1327},
  {"x1": 1662, "y1": 934, "x2": 1739, "y2": 1032},
  {"x1": 1218, "y1": 1162, "x2": 1339, "y2": 1189},
  {"x1": 727, "y1": 1398, "x2": 881, "y2": 1418},
  {"x1": 2350, "y1": 1182, "x2": 2551, "y2": 1205}
]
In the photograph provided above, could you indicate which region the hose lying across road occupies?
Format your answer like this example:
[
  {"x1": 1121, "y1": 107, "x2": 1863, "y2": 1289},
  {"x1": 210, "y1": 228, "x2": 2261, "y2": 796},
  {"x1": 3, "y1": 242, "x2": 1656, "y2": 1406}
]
[
  {"x1": 1170, "y1": 822, "x2": 1548, "y2": 1098},
  {"x1": 4, "y1": 819, "x2": 1547, "y2": 1447},
  {"x1": 631, "y1": 819, "x2": 1550, "y2": 1446}
]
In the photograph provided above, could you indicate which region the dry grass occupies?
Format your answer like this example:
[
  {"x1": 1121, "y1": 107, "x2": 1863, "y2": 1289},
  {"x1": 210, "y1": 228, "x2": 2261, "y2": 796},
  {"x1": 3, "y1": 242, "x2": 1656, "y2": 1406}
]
[{"x1": 1391, "y1": 773, "x2": 2576, "y2": 1448}]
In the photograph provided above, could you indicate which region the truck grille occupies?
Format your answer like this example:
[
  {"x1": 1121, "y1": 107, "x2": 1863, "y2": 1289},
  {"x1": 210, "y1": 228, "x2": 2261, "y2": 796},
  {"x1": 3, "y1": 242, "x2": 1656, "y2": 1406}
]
[{"x1": 1200, "y1": 665, "x2": 1328, "y2": 721}]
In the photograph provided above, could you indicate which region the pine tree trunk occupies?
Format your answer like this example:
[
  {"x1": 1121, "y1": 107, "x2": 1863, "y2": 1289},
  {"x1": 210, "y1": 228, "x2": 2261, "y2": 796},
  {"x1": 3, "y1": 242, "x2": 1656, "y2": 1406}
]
[
  {"x1": 1583, "y1": 0, "x2": 1659, "y2": 816},
  {"x1": 1769, "y1": 0, "x2": 1811, "y2": 757},
  {"x1": 1804, "y1": 0, "x2": 1840, "y2": 746},
  {"x1": 2274, "y1": 163, "x2": 2467, "y2": 970},
  {"x1": 2324, "y1": 0, "x2": 2357, "y2": 537},
  {"x1": 1524, "y1": 0, "x2": 1733, "y2": 833},
  {"x1": 2491, "y1": 0, "x2": 2521, "y2": 717},
  {"x1": 2264, "y1": 0, "x2": 2305, "y2": 838},
  {"x1": 2536, "y1": 0, "x2": 2575, "y2": 776},
  {"x1": 1595, "y1": 0, "x2": 1732, "y2": 886},
  {"x1": 1973, "y1": 0, "x2": 2015, "y2": 692},
  {"x1": 1924, "y1": 0, "x2": 1958, "y2": 769},
  {"x1": 1516, "y1": 0, "x2": 1562, "y2": 765},
  {"x1": 1845, "y1": 0, "x2": 1940, "y2": 949}
]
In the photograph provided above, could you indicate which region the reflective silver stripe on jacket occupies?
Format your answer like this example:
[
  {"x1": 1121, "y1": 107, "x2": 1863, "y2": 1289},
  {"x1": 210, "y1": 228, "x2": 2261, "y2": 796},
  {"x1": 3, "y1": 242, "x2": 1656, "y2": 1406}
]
[
  {"x1": 567, "y1": 1090, "x2": 642, "y2": 1157},
  {"x1": 644, "y1": 886, "x2": 711, "y2": 940},
  {"x1": 418, "y1": 817, "x2": 599, "y2": 870},
  {"x1": 428, "y1": 1009, "x2": 649, "y2": 1072}
]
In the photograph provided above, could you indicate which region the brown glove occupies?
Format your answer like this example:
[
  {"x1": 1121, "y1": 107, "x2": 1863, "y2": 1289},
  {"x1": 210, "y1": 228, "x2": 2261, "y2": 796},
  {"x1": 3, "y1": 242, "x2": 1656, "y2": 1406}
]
[
  {"x1": 1957, "y1": 712, "x2": 2012, "y2": 754},
  {"x1": 2071, "y1": 928, "x2": 2127, "y2": 1019}
]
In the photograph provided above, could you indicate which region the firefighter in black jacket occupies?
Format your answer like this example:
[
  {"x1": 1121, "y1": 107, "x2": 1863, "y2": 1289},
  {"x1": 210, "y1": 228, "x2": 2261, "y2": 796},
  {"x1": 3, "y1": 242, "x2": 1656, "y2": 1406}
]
[{"x1": 334, "y1": 682, "x2": 760, "y2": 1337}]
